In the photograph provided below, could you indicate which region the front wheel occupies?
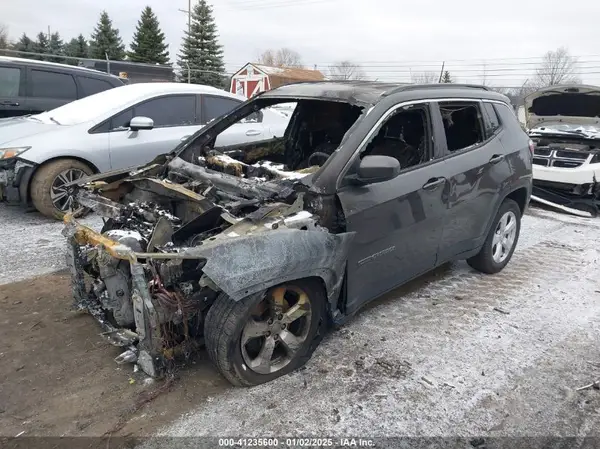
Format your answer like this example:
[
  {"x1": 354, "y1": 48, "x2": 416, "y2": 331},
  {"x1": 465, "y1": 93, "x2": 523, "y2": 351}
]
[
  {"x1": 30, "y1": 159, "x2": 93, "y2": 220},
  {"x1": 204, "y1": 280, "x2": 327, "y2": 386},
  {"x1": 467, "y1": 198, "x2": 522, "y2": 274}
]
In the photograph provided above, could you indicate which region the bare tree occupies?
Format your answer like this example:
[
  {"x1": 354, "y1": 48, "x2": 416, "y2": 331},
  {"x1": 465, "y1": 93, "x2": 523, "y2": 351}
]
[
  {"x1": 256, "y1": 47, "x2": 303, "y2": 68},
  {"x1": 328, "y1": 60, "x2": 366, "y2": 80},
  {"x1": 0, "y1": 23, "x2": 8, "y2": 49},
  {"x1": 532, "y1": 47, "x2": 580, "y2": 87},
  {"x1": 411, "y1": 71, "x2": 439, "y2": 84}
]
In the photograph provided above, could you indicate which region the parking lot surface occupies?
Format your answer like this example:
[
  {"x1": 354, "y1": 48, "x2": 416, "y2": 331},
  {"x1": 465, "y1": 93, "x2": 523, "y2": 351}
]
[{"x1": 1, "y1": 203, "x2": 599, "y2": 440}]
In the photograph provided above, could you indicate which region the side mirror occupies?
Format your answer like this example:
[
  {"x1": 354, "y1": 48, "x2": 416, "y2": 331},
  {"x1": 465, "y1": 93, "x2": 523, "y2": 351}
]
[
  {"x1": 352, "y1": 155, "x2": 401, "y2": 185},
  {"x1": 129, "y1": 116, "x2": 154, "y2": 131}
]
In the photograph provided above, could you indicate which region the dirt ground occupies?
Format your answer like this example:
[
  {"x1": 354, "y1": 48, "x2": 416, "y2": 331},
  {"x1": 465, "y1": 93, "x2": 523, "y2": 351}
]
[{"x1": 0, "y1": 271, "x2": 231, "y2": 444}]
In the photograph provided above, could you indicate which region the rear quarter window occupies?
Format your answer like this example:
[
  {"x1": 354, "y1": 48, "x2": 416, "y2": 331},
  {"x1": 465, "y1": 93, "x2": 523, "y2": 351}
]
[{"x1": 78, "y1": 76, "x2": 116, "y2": 97}]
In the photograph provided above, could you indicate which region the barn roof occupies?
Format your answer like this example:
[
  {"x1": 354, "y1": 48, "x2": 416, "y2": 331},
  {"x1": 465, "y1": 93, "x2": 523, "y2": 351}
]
[{"x1": 251, "y1": 63, "x2": 325, "y2": 81}]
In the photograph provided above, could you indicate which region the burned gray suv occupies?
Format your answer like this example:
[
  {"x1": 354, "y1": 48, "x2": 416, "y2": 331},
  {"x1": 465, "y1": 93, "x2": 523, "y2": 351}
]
[{"x1": 63, "y1": 81, "x2": 532, "y2": 386}]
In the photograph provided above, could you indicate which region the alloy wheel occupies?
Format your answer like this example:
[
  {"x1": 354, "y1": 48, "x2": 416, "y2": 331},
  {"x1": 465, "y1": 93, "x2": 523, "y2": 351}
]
[
  {"x1": 491, "y1": 210, "x2": 517, "y2": 264},
  {"x1": 241, "y1": 285, "x2": 312, "y2": 375},
  {"x1": 50, "y1": 168, "x2": 86, "y2": 212}
]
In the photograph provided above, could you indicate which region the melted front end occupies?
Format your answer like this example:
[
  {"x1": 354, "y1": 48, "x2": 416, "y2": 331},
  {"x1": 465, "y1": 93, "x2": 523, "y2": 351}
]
[{"x1": 62, "y1": 157, "x2": 323, "y2": 377}]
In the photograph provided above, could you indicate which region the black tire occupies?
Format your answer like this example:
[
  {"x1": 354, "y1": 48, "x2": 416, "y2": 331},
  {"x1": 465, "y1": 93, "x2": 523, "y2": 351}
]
[
  {"x1": 467, "y1": 198, "x2": 521, "y2": 274},
  {"x1": 204, "y1": 279, "x2": 327, "y2": 387},
  {"x1": 30, "y1": 159, "x2": 93, "y2": 220}
]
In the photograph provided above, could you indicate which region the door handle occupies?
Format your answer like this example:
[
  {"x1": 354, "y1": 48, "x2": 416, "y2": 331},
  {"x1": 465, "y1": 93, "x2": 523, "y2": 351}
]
[
  {"x1": 245, "y1": 129, "x2": 262, "y2": 136},
  {"x1": 1, "y1": 101, "x2": 19, "y2": 106},
  {"x1": 422, "y1": 177, "x2": 445, "y2": 190},
  {"x1": 489, "y1": 154, "x2": 504, "y2": 164}
]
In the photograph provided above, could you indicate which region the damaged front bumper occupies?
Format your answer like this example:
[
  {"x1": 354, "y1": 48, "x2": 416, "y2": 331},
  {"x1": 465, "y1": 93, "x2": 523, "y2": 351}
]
[
  {"x1": 63, "y1": 215, "x2": 203, "y2": 378},
  {"x1": 0, "y1": 159, "x2": 36, "y2": 204}
]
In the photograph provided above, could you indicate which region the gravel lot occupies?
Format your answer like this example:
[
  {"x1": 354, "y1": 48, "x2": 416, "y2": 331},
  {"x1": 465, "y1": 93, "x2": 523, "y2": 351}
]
[
  {"x1": 0, "y1": 205, "x2": 102, "y2": 286},
  {"x1": 1, "y1": 202, "x2": 600, "y2": 441}
]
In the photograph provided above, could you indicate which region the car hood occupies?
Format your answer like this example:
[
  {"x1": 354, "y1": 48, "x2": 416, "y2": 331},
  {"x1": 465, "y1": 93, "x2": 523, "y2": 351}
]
[
  {"x1": 0, "y1": 116, "x2": 62, "y2": 146},
  {"x1": 525, "y1": 84, "x2": 600, "y2": 130}
]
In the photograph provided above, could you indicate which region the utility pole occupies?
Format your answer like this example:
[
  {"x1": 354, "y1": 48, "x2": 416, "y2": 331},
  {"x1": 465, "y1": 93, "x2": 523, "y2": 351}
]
[{"x1": 178, "y1": 0, "x2": 192, "y2": 83}]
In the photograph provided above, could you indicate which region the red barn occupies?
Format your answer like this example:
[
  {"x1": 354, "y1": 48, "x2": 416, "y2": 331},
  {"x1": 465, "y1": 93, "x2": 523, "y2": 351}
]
[{"x1": 230, "y1": 63, "x2": 325, "y2": 99}]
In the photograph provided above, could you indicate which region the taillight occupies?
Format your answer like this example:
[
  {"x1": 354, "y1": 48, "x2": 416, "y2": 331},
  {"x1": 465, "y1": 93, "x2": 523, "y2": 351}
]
[{"x1": 528, "y1": 139, "x2": 535, "y2": 154}]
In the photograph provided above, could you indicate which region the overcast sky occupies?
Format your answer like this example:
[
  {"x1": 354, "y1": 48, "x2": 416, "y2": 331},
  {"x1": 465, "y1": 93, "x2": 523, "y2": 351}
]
[{"x1": 2, "y1": 0, "x2": 600, "y2": 87}]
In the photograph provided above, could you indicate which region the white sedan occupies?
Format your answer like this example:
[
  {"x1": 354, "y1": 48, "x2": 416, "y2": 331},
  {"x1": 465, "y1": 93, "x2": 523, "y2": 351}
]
[{"x1": 0, "y1": 82, "x2": 290, "y2": 219}]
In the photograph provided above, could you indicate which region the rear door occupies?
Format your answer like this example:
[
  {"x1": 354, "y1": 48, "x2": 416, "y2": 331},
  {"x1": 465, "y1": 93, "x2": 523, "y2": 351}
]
[
  {"x1": 202, "y1": 95, "x2": 273, "y2": 147},
  {"x1": 435, "y1": 100, "x2": 510, "y2": 262},
  {"x1": 107, "y1": 94, "x2": 200, "y2": 169},
  {"x1": 26, "y1": 67, "x2": 78, "y2": 114},
  {"x1": 0, "y1": 63, "x2": 28, "y2": 118},
  {"x1": 337, "y1": 101, "x2": 449, "y2": 313}
]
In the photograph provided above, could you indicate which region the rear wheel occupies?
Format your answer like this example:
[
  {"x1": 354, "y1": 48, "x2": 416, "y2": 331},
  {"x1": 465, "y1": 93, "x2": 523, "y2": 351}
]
[
  {"x1": 204, "y1": 280, "x2": 327, "y2": 386},
  {"x1": 467, "y1": 198, "x2": 521, "y2": 274},
  {"x1": 30, "y1": 159, "x2": 93, "y2": 220}
]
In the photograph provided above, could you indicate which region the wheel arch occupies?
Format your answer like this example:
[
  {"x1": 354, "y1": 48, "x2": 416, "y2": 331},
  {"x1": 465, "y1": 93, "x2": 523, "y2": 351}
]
[
  {"x1": 480, "y1": 183, "x2": 530, "y2": 244},
  {"x1": 22, "y1": 156, "x2": 100, "y2": 203},
  {"x1": 191, "y1": 229, "x2": 356, "y2": 306}
]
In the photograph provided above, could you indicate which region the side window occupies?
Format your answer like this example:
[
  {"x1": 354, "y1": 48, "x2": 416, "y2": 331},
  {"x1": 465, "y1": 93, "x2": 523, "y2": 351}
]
[
  {"x1": 481, "y1": 102, "x2": 501, "y2": 137},
  {"x1": 78, "y1": 76, "x2": 114, "y2": 97},
  {"x1": 0, "y1": 67, "x2": 21, "y2": 97},
  {"x1": 110, "y1": 108, "x2": 134, "y2": 130},
  {"x1": 30, "y1": 69, "x2": 77, "y2": 99},
  {"x1": 438, "y1": 101, "x2": 485, "y2": 153},
  {"x1": 203, "y1": 96, "x2": 241, "y2": 124},
  {"x1": 361, "y1": 104, "x2": 432, "y2": 170},
  {"x1": 134, "y1": 95, "x2": 196, "y2": 127}
]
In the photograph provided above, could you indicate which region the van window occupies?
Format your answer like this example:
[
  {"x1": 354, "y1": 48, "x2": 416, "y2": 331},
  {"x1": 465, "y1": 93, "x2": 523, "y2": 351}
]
[
  {"x1": 78, "y1": 76, "x2": 114, "y2": 97},
  {"x1": 0, "y1": 67, "x2": 21, "y2": 97},
  {"x1": 30, "y1": 69, "x2": 77, "y2": 100}
]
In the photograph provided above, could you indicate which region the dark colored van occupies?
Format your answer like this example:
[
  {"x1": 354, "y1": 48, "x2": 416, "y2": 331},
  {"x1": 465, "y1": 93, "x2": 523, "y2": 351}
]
[{"x1": 0, "y1": 56, "x2": 125, "y2": 119}]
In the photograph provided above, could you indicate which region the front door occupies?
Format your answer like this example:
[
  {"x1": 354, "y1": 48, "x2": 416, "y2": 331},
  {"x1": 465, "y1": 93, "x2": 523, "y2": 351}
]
[
  {"x1": 337, "y1": 102, "x2": 448, "y2": 314},
  {"x1": 107, "y1": 94, "x2": 201, "y2": 170}
]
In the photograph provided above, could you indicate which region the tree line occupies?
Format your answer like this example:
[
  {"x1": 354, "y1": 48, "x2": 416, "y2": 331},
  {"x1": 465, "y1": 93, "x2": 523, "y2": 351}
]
[{"x1": 0, "y1": 1, "x2": 226, "y2": 87}]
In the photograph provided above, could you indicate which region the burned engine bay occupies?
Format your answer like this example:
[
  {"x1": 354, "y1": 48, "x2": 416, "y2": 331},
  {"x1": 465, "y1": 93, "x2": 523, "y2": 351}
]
[{"x1": 63, "y1": 98, "x2": 360, "y2": 377}]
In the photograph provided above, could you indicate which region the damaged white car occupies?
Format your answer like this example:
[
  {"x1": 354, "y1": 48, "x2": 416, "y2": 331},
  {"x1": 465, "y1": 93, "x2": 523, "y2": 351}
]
[{"x1": 527, "y1": 84, "x2": 600, "y2": 217}]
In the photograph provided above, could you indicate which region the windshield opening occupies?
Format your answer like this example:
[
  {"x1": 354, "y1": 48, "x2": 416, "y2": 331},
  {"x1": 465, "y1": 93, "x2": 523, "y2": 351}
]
[{"x1": 177, "y1": 98, "x2": 363, "y2": 183}]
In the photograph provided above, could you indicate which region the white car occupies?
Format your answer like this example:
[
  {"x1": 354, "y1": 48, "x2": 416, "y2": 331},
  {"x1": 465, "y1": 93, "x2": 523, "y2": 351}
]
[
  {"x1": 526, "y1": 84, "x2": 600, "y2": 217},
  {"x1": 0, "y1": 82, "x2": 291, "y2": 219}
]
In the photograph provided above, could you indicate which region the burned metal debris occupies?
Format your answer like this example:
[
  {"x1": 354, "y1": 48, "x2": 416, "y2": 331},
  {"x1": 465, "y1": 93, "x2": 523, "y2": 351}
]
[{"x1": 63, "y1": 96, "x2": 361, "y2": 378}]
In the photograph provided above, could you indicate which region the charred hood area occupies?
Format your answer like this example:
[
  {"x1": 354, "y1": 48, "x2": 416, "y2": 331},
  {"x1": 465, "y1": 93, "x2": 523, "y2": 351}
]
[{"x1": 64, "y1": 96, "x2": 362, "y2": 376}]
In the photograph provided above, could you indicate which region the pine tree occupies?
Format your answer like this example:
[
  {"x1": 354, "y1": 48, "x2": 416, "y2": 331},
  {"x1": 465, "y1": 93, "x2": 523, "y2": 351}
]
[
  {"x1": 89, "y1": 11, "x2": 126, "y2": 60},
  {"x1": 13, "y1": 33, "x2": 34, "y2": 53},
  {"x1": 47, "y1": 32, "x2": 64, "y2": 63},
  {"x1": 31, "y1": 32, "x2": 50, "y2": 60},
  {"x1": 64, "y1": 34, "x2": 89, "y2": 64},
  {"x1": 177, "y1": 0, "x2": 225, "y2": 87},
  {"x1": 442, "y1": 71, "x2": 452, "y2": 83},
  {"x1": 128, "y1": 6, "x2": 170, "y2": 64}
]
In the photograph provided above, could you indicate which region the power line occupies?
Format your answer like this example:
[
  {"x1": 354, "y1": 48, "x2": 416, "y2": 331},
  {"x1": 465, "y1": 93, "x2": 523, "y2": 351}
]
[{"x1": 223, "y1": 0, "x2": 338, "y2": 9}]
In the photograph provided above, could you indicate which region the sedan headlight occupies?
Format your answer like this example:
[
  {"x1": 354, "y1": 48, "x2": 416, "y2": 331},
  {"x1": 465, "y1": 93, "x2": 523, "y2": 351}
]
[{"x1": 0, "y1": 147, "x2": 31, "y2": 160}]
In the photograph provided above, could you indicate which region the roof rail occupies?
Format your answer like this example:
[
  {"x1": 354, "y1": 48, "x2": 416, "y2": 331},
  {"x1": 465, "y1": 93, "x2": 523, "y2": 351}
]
[{"x1": 397, "y1": 83, "x2": 491, "y2": 92}]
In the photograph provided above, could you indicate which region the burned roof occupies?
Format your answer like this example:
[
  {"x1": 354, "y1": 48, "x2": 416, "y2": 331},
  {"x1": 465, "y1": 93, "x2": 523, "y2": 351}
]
[{"x1": 258, "y1": 81, "x2": 509, "y2": 106}]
